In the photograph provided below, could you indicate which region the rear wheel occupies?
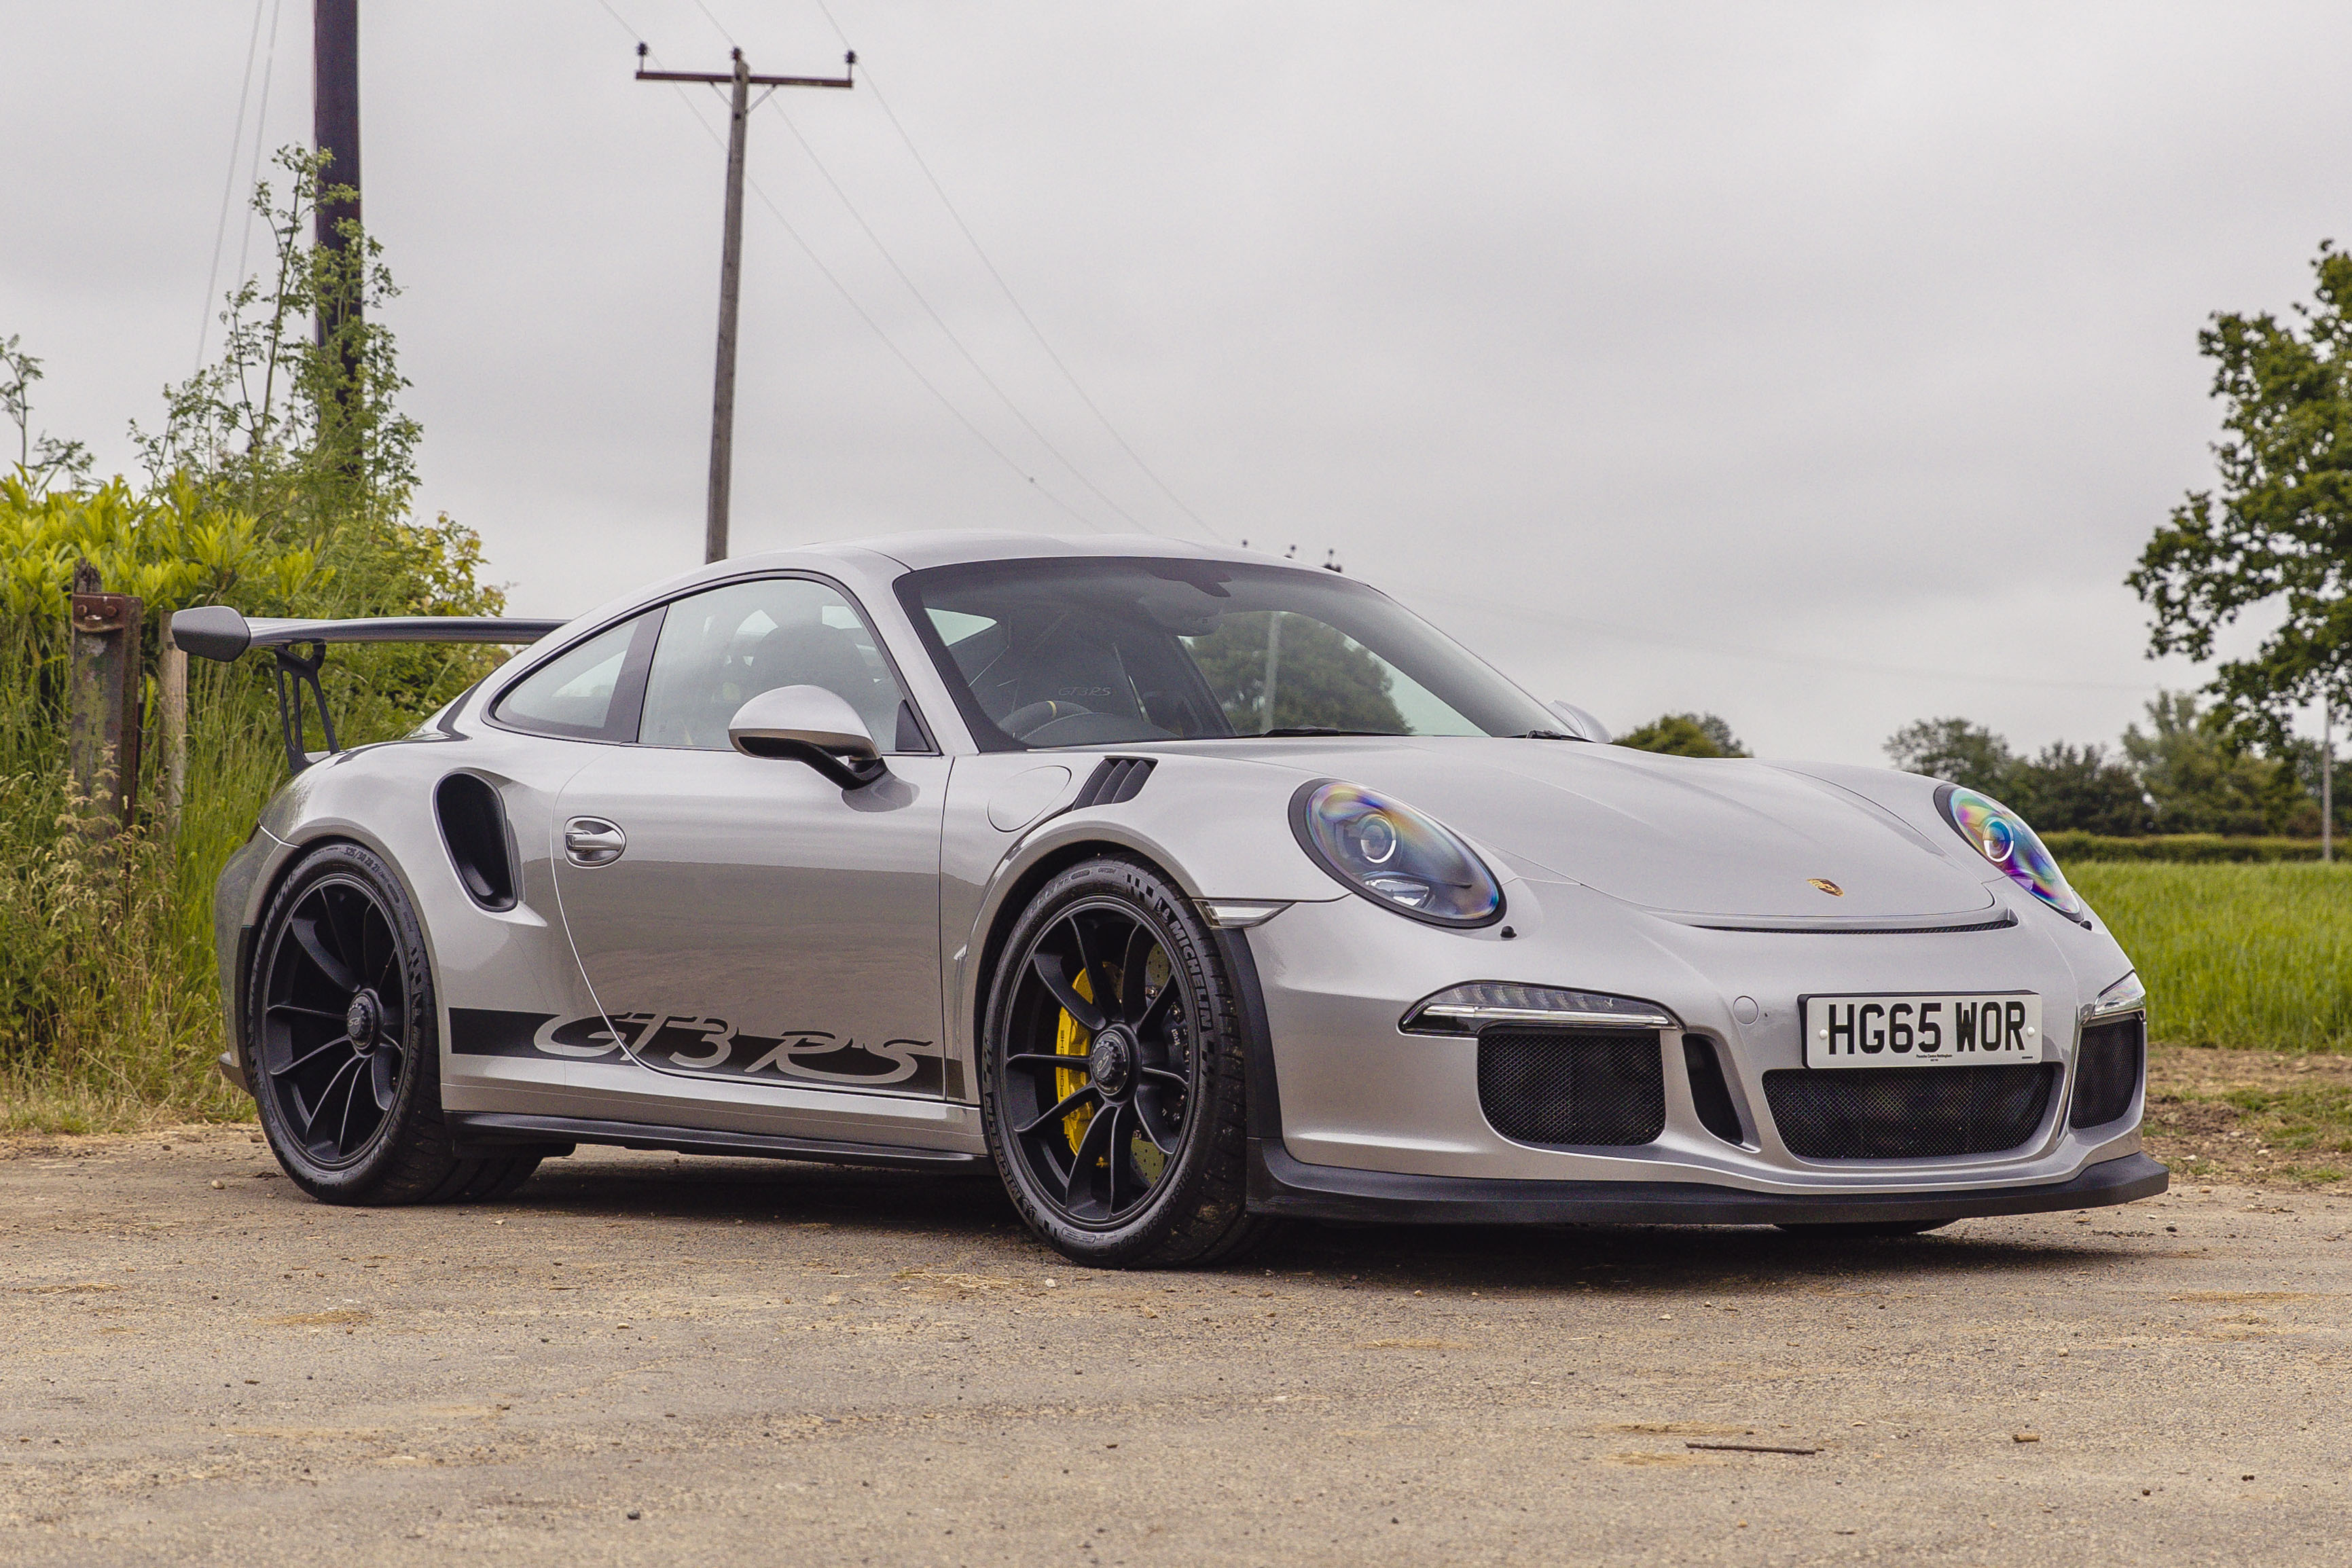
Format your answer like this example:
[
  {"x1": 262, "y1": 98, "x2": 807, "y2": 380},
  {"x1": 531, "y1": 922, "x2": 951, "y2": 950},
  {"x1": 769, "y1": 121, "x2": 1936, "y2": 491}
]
[
  {"x1": 245, "y1": 842, "x2": 543, "y2": 1205},
  {"x1": 980, "y1": 857, "x2": 1269, "y2": 1268}
]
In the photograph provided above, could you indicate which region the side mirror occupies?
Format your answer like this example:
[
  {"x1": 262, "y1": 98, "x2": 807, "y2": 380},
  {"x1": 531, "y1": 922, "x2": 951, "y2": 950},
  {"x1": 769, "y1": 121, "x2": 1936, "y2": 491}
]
[
  {"x1": 1548, "y1": 700, "x2": 1610, "y2": 743},
  {"x1": 729, "y1": 685, "x2": 888, "y2": 788}
]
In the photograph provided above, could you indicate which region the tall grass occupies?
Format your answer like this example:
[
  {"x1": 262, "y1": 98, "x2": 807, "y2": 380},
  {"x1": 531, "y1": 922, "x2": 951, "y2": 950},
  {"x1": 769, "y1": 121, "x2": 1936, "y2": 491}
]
[{"x1": 2071, "y1": 861, "x2": 2352, "y2": 1053}]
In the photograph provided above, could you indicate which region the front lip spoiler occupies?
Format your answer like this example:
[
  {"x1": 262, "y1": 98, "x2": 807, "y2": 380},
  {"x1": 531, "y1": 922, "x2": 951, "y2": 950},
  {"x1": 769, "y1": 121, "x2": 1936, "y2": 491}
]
[{"x1": 1246, "y1": 1142, "x2": 2167, "y2": 1226}]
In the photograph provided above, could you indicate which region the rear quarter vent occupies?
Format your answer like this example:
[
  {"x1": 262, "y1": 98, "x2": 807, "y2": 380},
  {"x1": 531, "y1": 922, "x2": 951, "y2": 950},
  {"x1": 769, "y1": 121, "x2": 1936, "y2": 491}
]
[{"x1": 435, "y1": 773, "x2": 518, "y2": 911}]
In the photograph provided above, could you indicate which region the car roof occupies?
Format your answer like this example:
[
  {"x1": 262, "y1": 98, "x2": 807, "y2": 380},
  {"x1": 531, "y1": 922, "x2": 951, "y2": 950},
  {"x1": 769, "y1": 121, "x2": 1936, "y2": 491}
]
[{"x1": 730, "y1": 530, "x2": 1309, "y2": 576}]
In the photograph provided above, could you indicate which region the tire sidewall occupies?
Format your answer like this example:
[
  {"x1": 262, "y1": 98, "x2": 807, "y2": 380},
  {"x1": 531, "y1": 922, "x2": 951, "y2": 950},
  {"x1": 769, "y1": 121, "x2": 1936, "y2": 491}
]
[
  {"x1": 246, "y1": 841, "x2": 441, "y2": 1202},
  {"x1": 980, "y1": 857, "x2": 1244, "y2": 1266}
]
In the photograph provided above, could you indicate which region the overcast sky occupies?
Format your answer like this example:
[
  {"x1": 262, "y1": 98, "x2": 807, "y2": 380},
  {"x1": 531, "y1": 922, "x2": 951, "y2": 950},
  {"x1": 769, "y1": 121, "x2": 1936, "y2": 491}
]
[{"x1": 7, "y1": 2, "x2": 2351, "y2": 763}]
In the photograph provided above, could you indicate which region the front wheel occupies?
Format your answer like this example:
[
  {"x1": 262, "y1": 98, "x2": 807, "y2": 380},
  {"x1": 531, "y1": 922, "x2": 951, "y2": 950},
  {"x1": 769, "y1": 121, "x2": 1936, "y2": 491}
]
[
  {"x1": 979, "y1": 857, "x2": 1269, "y2": 1268},
  {"x1": 245, "y1": 842, "x2": 542, "y2": 1205}
]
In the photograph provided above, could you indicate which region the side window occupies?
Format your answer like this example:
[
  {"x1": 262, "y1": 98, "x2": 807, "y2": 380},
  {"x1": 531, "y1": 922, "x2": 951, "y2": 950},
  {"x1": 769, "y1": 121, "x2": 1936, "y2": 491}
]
[
  {"x1": 638, "y1": 577, "x2": 920, "y2": 752},
  {"x1": 493, "y1": 613, "x2": 653, "y2": 741}
]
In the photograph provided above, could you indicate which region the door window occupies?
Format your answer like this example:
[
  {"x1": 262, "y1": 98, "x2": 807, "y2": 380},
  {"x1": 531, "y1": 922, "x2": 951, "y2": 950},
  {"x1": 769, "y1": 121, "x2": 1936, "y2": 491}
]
[
  {"x1": 492, "y1": 613, "x2": 655, "y2": 741},
  {"x1": 638, "y1": 577, "x2": 919, "y2": 751}
]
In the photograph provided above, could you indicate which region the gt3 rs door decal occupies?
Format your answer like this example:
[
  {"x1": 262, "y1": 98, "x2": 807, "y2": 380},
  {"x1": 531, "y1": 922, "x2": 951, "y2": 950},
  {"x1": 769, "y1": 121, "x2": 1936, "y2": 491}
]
[{"x1": 448, "y1": 1006, "x2": 943, "y2": 1096}]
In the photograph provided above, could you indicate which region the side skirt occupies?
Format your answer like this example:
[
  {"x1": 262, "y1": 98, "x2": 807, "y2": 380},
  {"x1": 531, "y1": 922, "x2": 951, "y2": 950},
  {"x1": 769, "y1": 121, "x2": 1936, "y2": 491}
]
[{"x1": 449, "y1": 1111, "x2": 988, "y2": 1172}]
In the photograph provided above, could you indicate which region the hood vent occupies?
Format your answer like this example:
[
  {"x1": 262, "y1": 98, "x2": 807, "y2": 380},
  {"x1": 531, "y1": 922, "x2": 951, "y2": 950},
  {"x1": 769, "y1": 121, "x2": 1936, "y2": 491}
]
[{"x1": 1071, "y1": 757, "x2": 1155, "y2": 809}]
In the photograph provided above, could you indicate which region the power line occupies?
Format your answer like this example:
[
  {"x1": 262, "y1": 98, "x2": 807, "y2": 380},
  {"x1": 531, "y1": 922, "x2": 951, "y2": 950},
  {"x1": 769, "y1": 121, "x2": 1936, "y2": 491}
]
[
  {"x1": 230, "y1": 0, "x2": 285, "y2": 308},
  {"x1": 597, "y1": 16, "x2": 1105, "y2": 533},
  {"x1": 759, "y1": 93, "x2": 1166, "y2": 536},
  {"x1": 198, "y1": 0, "x2": 271, "y2": 371},
  {"x1": 808, "y1": 0, "x2": 1228, "y2": 543},
  {"x1": 1408, "y1": 584, "x2": 2163, "y2": 694},
  {"x1": 693, "y1": 0, "x2": 1194, "y2": 539}
]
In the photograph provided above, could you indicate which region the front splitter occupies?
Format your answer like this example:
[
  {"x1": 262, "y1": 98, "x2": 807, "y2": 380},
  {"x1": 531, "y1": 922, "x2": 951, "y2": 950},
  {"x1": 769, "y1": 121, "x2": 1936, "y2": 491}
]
[{"x1": 1246, "y1": 1142, "x2": 2168, "y2": 1226}]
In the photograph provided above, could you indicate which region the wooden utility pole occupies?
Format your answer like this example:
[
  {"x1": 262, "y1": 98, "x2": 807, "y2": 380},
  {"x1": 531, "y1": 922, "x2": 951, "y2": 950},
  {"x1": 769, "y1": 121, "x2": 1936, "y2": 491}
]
[
  {"x1": 312, "y1": 0, "x2": 362, "y2": 342},
  {"x1": 634, "y1": 44, "x2": 854, "y2": 563}
]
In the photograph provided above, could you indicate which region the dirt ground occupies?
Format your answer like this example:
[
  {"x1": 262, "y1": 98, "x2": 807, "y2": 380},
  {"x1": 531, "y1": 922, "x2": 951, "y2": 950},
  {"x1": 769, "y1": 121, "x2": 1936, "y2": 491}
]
[{"x1": 5, "y1": 1125, "x2": 2349, "y2": 1567}]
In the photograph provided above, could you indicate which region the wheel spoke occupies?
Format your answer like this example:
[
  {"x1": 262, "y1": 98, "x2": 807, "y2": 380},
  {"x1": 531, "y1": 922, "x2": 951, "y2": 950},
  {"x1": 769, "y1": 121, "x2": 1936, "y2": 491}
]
[
  {"x1": 272, "y1": 1035, "x2": 353, "y2": 1080},
  {"x1": 333, "y1": 1053, "x2": 365, "y2": 1152},
  {"x1": 1006, "y1": 1051, "x2": 1092, "y2": 1076},
  {"x1": 1031, "y1": 949, "x2": 1104, "y2": 1034},
  {"x1": 266, "y1": 1002, "x2": 346, "y2": 1023},
  {"x1": 323, "y1": 887, "x2": 366, "y2": 975},
  {"x1": 1138, "y1": 1064, "x2": 1187, "y2": 1090},
  {"x1": 1065, "y1": 1093, "x2": 1121, "y2": 1206},
  {"x1": 300, "y1": 1053, "x2": 363, "y2": 1142},
  {"x1": 289, "y1": 914, "x2": 359, "y2": 994},
  {"x1": 1132, "y1": 1092, "x2": 1179, "y2": 1154},
  {"x1": 1015, "y1": 1083, "x2": 1098, "y2": 1137},
  {"x1": 1104, "y1": 1103, "x2": 1136, "y2": 1212},
  {"x1": 369, "y1": 1050, "x2": 398, "y2": 1112},
  {"x1": 1117, "y1": 922, "x2": 1154, "y2": 1023},
  {"x1": 1135, "y1": 980, "x2": 1178, "y2": 1038}
]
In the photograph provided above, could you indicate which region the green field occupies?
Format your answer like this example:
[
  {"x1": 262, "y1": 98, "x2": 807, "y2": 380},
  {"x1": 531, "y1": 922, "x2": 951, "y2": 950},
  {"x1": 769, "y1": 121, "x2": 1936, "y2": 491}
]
[{"x1": 2071, "y1": 861, "x2": 2352, "y2": 1053}]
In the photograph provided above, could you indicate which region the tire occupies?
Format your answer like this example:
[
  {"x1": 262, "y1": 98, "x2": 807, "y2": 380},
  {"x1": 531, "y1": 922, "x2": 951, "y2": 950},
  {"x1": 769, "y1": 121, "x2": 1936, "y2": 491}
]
[
  {"x1": 979, "y1": 856, "x2": 1271, "y2": 1269},
  {"x1": 244, "y1": 841, "x2": 542, "y2": 1206},
  {"x1": 1775, "y1": 1220, "x2": 1953, "y2": 1239}
]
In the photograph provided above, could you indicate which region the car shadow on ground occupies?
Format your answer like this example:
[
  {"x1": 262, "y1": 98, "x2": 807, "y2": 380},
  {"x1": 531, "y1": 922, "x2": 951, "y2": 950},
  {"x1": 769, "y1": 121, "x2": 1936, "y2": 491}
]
[{"x1": 475, "y1": 1152, "x2": 2148, "y2": 1296}]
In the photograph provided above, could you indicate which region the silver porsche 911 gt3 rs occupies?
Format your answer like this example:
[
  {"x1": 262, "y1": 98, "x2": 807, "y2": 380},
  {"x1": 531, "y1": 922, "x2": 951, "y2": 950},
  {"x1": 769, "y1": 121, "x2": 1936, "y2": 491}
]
[{"x1": 178, "y1": 532, "x2": 2164, "y2": 1266}]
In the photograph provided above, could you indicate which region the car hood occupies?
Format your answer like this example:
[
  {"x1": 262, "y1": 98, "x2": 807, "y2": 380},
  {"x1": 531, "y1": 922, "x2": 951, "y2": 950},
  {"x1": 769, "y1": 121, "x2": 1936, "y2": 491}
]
[{"x1": 1189, "y1": 737, "x2": 1998, "y2": 922}]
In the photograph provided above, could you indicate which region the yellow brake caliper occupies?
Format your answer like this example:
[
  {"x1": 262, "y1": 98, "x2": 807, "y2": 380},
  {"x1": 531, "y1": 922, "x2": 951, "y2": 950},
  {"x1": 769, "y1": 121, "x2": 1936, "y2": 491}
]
[{"x1": 1055, "y1": 970, "x2": 1096, "y2": 1154}]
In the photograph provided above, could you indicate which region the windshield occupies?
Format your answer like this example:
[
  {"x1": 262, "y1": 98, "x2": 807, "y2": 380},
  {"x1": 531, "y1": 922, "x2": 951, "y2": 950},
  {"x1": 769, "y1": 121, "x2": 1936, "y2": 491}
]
[{"x1": 894, "y1": 556, "x2": 1558, "y2": 750}]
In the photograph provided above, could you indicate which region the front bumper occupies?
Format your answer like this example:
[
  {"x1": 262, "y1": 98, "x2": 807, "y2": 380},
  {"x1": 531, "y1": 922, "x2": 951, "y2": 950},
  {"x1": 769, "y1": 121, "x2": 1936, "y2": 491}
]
[
  {"x1": 1244, "y1": 875, "x2": 2150, "y2": 1199},
  {"x1": 1248, "y1": 1142, "x2": 2167, "y2": 1225}
]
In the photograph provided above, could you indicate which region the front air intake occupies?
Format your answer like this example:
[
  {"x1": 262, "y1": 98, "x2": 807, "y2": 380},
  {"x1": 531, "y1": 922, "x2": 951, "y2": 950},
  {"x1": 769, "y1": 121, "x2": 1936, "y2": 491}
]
[
  {"x1": 2069, "y1": 1015, "x2": 2145, "y2": 1129},
  {"x1": 1682, "y1": 1036, "x2": 1747, "y2": 1144},
  {"x1": 1477, "y1": 1029, "x2": 1667, "y2": 1148},
  {"x1": 1762, "y1": 1063, "x2": 2058, "y2": 1159}
]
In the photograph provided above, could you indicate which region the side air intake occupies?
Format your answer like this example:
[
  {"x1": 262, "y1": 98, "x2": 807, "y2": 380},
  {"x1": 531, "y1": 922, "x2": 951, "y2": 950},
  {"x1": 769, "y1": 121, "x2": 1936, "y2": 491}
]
[
  {"x1": 435, "y1": 773, "x2": 518, "y2": 911},
  {"x1": 1072, "y1": 757, "x2": 1155, "y2": 809}
]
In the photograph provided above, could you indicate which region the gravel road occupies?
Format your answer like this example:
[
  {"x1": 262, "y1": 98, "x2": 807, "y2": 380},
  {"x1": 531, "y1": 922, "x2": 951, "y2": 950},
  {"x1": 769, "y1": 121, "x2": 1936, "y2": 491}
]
[{"x1": 4, "y1": 1127, "x2": 2347, "y2": 1566}]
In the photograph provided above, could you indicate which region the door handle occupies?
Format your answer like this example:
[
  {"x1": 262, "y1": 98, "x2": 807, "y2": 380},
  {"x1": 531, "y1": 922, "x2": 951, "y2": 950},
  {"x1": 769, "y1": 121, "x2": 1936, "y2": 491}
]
[{"x1": 563, "y1": 817, "x2": 626, "y2": 867}]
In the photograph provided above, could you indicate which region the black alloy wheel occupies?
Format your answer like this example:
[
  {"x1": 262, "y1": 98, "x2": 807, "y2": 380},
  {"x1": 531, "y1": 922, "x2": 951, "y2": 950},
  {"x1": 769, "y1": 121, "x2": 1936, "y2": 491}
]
[
  {"x1": 981, "y1": 857, "x2": 1268, "y2": 1268},
  {"x1": 247, "y1": 841, "x2": 546, "y2": 1205},
  {"x1": 259, "y1": 873, "x2": 409, "y2": 1167}
]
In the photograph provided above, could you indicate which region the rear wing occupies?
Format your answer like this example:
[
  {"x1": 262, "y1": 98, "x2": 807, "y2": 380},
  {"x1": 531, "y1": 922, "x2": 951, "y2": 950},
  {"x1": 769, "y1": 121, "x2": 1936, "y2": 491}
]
[{"x1": 170, "y1": 604, "x2": 568, "y2": 774}]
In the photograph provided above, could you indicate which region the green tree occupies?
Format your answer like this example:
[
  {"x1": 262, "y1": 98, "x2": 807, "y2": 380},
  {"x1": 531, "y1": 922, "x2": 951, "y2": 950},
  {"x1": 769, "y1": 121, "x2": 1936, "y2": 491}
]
[
  {"x1": 1616, "y1": 712, "x2": 1748, "y2": 757},
  {"x1": 2131, "y1": 241, "x2": 2352, "y2": 740},
  {"x1": 1184, "y1": 612, "x2": 1407, "y2": 734},
  {"x1": 2002, "y1": 742, "x2": 2153, "y2": 836},
  {"x1": 2120, "y1": 691, "x2": 2302, "y2": 835},
  {"x1": 1884, "y1": 716, "x2": 2014, "y2": 791}
]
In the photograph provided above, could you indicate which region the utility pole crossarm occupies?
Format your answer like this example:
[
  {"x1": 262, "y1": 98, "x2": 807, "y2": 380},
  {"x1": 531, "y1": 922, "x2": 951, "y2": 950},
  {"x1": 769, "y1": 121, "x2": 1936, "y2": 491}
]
[
  {"x1": 636, "y1": 67, "x2": 854, "y2": 89},
  {"x1": 634, "y1": 43, "x2": 854, "y2": 565}
]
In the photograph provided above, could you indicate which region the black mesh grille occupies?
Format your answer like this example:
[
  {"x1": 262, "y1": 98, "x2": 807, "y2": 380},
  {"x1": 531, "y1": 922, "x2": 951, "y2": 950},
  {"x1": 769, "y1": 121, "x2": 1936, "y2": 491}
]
[
  {"x1": 2069, "y1": 1016, "x2": 2144, "y2": 1128},
  {"x1": 1762, "y1": 1063, "x2": 2058, "y2": 1159},
  {"x1": 1682, "y1": 1036, "x2": 1745, "y2": 1145},
  {"x1": 1477, "y1": 1029, "x2": 1665, "y2": 1148}
]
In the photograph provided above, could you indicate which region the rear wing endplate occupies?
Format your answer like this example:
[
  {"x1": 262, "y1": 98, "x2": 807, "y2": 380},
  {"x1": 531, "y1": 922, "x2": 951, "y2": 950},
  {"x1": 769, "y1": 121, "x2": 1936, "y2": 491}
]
[{"x1": 170, "y1": 604, "x2": 566, "y2": 775}]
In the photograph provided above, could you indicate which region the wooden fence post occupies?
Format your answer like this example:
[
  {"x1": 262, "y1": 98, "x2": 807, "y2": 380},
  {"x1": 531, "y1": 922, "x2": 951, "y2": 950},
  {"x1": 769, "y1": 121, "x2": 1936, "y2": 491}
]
[
  {"x1": 160, "y1": 621, "x2": 187, "y2": 840},
  {"x1": 67, "y1": 560, "x2": 145, "y2": 838}
]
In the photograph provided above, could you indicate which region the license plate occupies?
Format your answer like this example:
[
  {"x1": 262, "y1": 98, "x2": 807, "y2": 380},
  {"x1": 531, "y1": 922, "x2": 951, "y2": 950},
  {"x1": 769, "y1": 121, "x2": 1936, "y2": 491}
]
[{"x1": 1802, "y1": 993, "x2": 2041, "y2": 1069}]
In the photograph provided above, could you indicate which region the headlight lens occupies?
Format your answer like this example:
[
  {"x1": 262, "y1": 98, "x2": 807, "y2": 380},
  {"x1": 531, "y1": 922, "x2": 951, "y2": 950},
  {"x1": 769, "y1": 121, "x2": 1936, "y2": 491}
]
[
  {"x1": 1292, "y1": 780, "x2": 1503, "y2": 926},
  {"x1": 1936, "y1": 784, "x2": 2084, "y2": 920}
]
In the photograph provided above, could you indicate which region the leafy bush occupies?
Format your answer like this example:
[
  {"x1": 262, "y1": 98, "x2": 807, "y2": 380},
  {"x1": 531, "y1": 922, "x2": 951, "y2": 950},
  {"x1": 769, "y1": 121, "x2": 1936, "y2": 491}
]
[{"x1": 0, "y1": 151, "x2": 505, "y2": 1130}]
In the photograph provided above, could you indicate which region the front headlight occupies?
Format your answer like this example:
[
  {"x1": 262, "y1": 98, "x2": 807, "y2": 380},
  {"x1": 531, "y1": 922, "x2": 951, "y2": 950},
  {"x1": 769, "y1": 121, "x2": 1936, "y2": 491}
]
[
  {"x1": 1290, "y1": 780, "x2": 1503, "y2": 926},
  {"x1": 1935, "y1": 784, "x2": 2086, "y2": 922}
]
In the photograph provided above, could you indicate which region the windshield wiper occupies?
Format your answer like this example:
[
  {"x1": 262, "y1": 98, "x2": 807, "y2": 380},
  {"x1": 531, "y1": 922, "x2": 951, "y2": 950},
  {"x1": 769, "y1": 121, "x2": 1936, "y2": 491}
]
[{"x1": 1517, "y1": 729, "x2": 1584, "y2": 740}]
